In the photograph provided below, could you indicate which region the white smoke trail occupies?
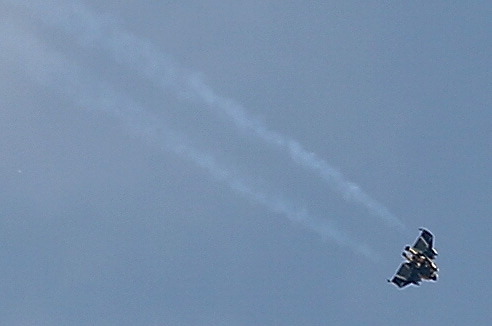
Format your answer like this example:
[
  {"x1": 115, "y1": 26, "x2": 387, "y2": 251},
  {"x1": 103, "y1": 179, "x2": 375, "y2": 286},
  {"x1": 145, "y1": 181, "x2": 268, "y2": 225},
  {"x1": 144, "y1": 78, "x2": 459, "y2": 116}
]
[
  {"x1": 0, "y1": 17, "x2": 379, "y2": 260},
  {"x1": 11, "y1": 0, "x2": 406, "y2": 231}
]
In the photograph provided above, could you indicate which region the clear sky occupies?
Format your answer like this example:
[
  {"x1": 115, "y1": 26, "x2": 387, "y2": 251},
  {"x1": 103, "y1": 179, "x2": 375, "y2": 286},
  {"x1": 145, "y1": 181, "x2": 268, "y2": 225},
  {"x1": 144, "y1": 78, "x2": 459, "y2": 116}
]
[{"x1": 1, "y1": 1, "x2": 491, "y2": 325}]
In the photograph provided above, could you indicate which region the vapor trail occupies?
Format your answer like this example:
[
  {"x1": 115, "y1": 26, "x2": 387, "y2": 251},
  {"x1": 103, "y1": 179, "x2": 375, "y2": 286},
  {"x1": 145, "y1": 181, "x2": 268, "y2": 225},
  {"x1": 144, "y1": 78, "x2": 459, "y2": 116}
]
[
  {"x1": 13, "y1": 0, "x2": 405, "y2": 231},
  {"x1": 0, "y1": 17, "x2": 378, "y2": 260}
]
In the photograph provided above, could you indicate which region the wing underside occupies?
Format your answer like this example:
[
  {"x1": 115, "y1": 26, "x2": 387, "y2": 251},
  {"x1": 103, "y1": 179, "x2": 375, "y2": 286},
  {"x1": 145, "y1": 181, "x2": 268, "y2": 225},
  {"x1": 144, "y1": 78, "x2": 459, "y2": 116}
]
[
  {"x1": 413, "y1": 229, "x2": 434, "y2": 255},
  {"x1": 390, "y1": 263, "x2": 415, "y2": 288}
]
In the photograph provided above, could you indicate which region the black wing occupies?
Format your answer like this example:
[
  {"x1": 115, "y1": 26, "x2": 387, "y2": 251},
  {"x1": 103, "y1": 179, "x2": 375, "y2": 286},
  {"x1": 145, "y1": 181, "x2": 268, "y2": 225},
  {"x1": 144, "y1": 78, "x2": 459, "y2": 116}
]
[
  {"x1": 412, "y1": 228, "x2": 437, "y2": 259},
  {"x1": 389, "y1": 262, "x2": 420, "y2": 288}
]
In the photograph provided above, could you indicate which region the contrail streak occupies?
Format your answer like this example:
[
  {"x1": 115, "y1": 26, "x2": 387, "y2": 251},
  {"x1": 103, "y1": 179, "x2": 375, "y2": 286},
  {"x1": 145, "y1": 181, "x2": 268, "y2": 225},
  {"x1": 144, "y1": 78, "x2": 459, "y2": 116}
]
[
  {"x1": 0, "y1": 17, "x2": 379, "y2": 260},
  {"x1": 13, "y1": 0, "x2": 406, "y2": 231}
]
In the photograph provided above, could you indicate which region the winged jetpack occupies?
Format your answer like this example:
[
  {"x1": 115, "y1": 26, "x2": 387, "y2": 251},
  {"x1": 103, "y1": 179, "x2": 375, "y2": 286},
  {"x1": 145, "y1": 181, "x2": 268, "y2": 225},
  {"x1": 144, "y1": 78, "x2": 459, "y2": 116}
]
[{"x1": 388, "y1": 228, "x2": 439, "y2": 288}]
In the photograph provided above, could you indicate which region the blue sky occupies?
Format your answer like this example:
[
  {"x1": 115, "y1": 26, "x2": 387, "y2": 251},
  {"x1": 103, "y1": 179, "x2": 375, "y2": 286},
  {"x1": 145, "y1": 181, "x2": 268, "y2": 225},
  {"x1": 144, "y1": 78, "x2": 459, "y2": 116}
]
[{"x1": 1, "y1": 1, "x2": 491, "y2": 325}]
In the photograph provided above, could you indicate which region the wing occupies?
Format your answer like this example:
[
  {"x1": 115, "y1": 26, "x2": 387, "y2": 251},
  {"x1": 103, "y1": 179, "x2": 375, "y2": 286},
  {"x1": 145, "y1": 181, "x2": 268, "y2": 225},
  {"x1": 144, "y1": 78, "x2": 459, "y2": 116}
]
[
  {"x1": 389, "y1": 263, "x2": 419, "y2": 288},
  {"x1": 412, "y1": 228, "x2": 436, "y2": 258}
]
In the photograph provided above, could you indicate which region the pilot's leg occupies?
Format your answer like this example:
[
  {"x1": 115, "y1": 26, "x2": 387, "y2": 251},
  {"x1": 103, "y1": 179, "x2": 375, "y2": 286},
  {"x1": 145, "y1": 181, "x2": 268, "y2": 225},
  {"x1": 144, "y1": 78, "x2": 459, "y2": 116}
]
[
  {"x1": 408, "y1": 248, "x2": 418, "y2": 255},
  {"x1": 402, "y1": 252, "x2": 412, "y2": 261}
]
